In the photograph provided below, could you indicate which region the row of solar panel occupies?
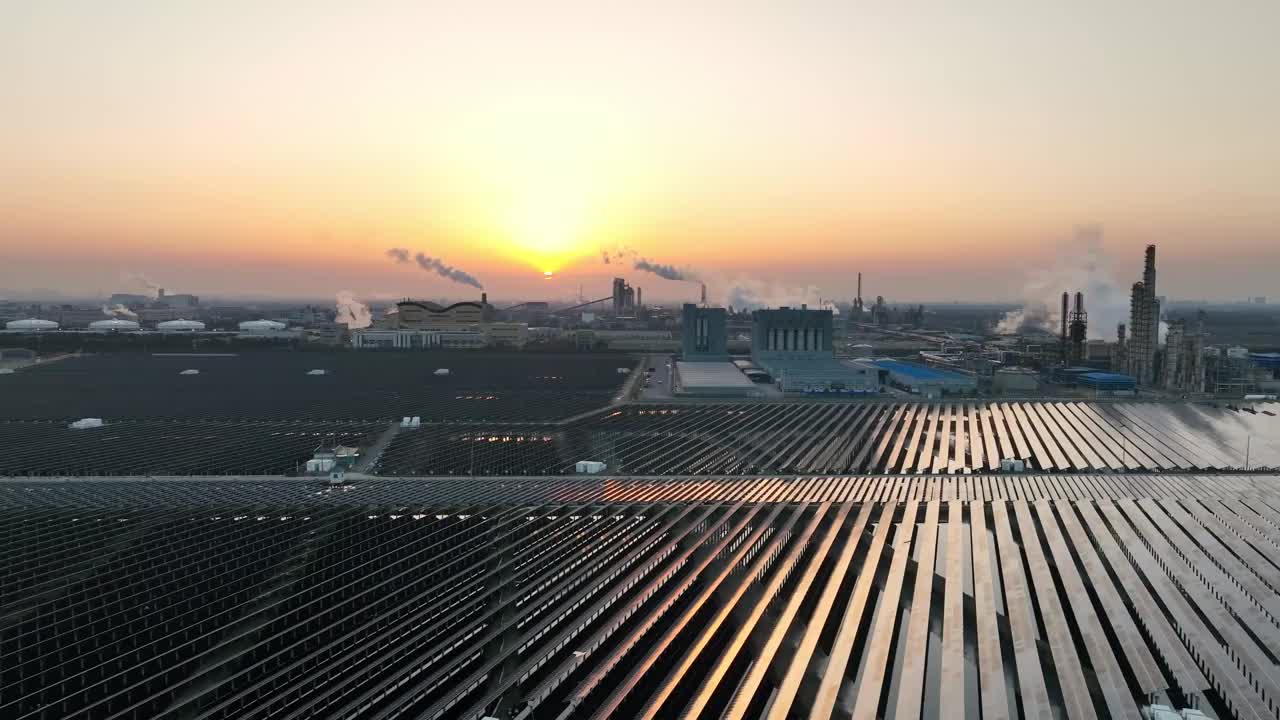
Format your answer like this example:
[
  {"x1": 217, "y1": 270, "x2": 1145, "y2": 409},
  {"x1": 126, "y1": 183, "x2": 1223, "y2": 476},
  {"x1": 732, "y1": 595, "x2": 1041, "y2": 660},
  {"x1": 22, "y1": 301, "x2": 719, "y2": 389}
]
[{"x1": 5, "y1": 487, "x2": 1280, "y2": 718}]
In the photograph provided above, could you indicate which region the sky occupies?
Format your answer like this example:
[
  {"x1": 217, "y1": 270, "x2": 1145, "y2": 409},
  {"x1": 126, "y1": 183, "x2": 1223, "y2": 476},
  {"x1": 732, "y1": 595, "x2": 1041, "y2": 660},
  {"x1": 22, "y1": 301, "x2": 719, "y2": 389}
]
[{"x1": 2, "y1": 0, "x2": 1278, "y2": 304}]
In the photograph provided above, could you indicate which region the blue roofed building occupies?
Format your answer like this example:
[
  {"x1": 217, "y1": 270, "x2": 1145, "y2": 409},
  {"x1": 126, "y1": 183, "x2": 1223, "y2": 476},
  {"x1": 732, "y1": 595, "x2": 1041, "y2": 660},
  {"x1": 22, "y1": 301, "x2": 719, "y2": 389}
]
[{"x1": 872, "y1": 358, "x2": 977, "y2": 396}]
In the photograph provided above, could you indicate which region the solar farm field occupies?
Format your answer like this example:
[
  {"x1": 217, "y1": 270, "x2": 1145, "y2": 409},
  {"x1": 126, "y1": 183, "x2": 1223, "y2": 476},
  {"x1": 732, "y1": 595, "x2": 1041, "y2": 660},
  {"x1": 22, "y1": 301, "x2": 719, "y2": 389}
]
[
  {"x1": 0, "y1": 352, "x2": 634, "y2": 422},
  {"x1": 0, "y1": 420, "x2": 386, "y2": 477},
  {"x1": 565, "y1": 400, "x2": 1280, "y2": 475},
  {"x1": 5, "y1": 473, "x2": 1280, "y2": 719}
]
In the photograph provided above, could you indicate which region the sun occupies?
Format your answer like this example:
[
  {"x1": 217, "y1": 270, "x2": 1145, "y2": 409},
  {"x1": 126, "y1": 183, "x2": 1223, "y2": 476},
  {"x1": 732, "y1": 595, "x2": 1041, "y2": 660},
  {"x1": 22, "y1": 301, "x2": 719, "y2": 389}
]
[{"x1": 504, "y1": 185, "x2": 592, "y2": 274}]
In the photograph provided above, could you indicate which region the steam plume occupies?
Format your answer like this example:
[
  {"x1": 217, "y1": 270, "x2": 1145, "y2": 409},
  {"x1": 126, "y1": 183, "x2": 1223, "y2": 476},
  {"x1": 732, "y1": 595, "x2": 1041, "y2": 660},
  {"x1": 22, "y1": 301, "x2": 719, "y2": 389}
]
[
  {"x1": 386, "y1": 247, "x2": 484, "y2": 289},
  {"x1": 413, "y1": 253, "x2": 483, "y2": 288},
  {"x1": 725, "y1": 280, "x2": 829, "y2": 313},
  {"x1": 101, "y1": 304, "x2": 138, "y2": 318},
  {"x1": 335, "y1": 291, "x2": 372, "y2": 328},
  {"x1": 634, "y1": 258, "x2": 698, "y2": 282},
  {"x1": 995, "y1": 225, "x2": 1128, "y2": 340}
]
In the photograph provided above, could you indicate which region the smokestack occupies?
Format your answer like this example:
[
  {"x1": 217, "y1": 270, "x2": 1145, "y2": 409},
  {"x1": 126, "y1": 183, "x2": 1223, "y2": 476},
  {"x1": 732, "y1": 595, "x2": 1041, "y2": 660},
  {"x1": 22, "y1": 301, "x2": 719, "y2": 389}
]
[
  {"x1": 636, "y1": 287, "x2": 642, "y2": 307},
  {"x1": 1060, "y1": 291, "x2": 1069, "y2": 360},
  {"x1": 1074, "y1": 291, "x2": 1084, "y2": 314},
  {"x1": 481, "y1": 292, "x2": 487, "y2": 306},
  {"x1": 857, "y1": 273, "x2": 862, "y2": 301},
  {"x1": 700, "y1": 282, "x2": 707, "y2": 306}
]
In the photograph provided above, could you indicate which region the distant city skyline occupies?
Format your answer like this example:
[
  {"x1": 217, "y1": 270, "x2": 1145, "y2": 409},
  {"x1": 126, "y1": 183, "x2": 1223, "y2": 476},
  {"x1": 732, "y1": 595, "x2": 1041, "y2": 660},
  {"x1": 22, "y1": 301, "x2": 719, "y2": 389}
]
[{"x1": 3, "y1": 1, "x2": 1278, "y2": 302}]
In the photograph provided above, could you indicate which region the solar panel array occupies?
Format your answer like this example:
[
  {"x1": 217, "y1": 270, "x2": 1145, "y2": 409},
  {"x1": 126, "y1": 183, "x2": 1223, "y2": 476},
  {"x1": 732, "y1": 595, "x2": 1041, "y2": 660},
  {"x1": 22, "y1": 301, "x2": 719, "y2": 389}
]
[
  {"x1": 0, "y1": 352, "x2": 635, "y2": 477},
  {"x1": 5, "y1": 474, "x2": 1280, "y2": 719},
  {"x1": 0, "y1": 421, "x2": 386, "y2": 477},
  {"x1": 0, "y1": 352, "x2": 631, "y2": 422},
  {"x1": 574, "y1": 401, "x2": 1280, "y2": 475}
]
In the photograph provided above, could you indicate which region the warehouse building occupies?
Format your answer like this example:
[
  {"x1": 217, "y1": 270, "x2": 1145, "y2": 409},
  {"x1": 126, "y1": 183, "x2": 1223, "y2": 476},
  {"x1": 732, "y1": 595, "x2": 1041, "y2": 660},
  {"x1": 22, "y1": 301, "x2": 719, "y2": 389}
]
[
  {"x1": 672, "y1": 360, "x2": 758, "y2": 396},
  {"x1": 873, "y1": 358, "x2": 977, "y2": 396}
]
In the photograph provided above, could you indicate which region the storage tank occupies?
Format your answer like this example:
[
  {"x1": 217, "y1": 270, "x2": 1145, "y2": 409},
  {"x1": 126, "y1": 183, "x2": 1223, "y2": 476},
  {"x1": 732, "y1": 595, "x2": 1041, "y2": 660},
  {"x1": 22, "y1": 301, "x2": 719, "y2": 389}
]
[
  {"x1": 5, "y1": 318, "x2": 59, "y2": 331},
  {"x1": 238, "y1": 319, "x2": 287, "y2": 333},
  {"x1": 88, "y1": 318, "x2": 140, "y2": 332},
  {"x1": 156, "y1": 319, "x2": 206, "y2": 333}
]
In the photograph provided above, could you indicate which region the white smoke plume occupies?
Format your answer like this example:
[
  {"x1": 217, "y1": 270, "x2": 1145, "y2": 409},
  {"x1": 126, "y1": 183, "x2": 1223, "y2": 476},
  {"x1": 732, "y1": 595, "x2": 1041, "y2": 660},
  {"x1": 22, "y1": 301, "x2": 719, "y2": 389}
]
[
  {"x1": 386, "y1": 247, "x2": 484, "y2": 289},
  {"x1": 101, "y1": 304, "x2": 138, "y2": 318},
  {"x1": 995, "y1": 225, "x2": 1130, "y2": 341},
  {"x1": 723, "y1": 278, "x2": 833, "y2": 314},
  {"x1": 335, "y1": 291, "x2": 372, "y2": 328},
  {"x1": 633, "y1": 258, "x2": 699, "y2": 282}
]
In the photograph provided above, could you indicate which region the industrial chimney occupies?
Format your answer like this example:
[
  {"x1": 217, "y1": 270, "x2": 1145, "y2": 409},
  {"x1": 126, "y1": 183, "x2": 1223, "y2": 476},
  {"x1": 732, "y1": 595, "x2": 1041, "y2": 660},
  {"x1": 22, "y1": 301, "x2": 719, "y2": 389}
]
[
  {"x1": 1068, "y1": 292, "x2": 1088, "y2": 365},
  {"x1": 1060, "y1": 291, "x2": 1070, "y2": 361}
]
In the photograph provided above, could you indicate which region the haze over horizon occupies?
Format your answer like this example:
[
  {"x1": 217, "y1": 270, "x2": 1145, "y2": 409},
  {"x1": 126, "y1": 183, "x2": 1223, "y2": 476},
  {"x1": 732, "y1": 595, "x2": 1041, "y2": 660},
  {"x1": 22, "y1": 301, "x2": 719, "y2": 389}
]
[{"x1": 3, "y1": 1, "x2": 1278, "y2": 303}]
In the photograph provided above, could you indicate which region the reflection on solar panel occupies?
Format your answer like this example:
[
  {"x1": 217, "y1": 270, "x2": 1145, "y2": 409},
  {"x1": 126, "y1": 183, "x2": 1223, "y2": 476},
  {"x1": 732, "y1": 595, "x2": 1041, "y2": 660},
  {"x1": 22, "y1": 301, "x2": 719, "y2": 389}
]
[
  {"x1": 4, "y1": 474, "x2": 1280, "y2": 719},
  {"x1": 575, "y1": 401, "x2": 1280, "y2": 475}
]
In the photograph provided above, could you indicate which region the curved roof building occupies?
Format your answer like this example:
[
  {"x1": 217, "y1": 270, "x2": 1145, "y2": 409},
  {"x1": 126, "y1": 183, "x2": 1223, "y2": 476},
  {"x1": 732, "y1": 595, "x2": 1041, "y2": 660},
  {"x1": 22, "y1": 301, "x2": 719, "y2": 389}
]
[
  {"x1": 156, "y1": 319, "x2": 206, "y2": 332},
  {"x1": 238, "y1": 319, "x2": 287, "y2": 332},
  {"x1": 88, "y1": 318, "x2": 141, "y2": 332},
  {"x1": 5, "y1": 318, "x2": 58, "y2": 331}
]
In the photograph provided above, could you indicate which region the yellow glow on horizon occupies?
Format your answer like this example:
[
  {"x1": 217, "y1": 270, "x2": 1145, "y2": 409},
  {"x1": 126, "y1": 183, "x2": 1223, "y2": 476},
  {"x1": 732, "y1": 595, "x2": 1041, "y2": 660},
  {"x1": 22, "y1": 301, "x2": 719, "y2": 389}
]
[{"x1": 438, "y1": 96, "x2": 653, "y2": 276}]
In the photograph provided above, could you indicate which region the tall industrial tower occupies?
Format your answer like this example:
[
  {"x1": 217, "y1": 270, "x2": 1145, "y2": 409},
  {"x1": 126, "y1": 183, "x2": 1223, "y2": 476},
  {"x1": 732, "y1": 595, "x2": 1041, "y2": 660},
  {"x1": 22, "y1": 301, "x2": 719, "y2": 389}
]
[
  {"x1": 1126, "y1": 245, "x2": 1160, "y2": 384},
  {"x1": 1068, "y1": 292, "x2": 1088, "y2": 365}
]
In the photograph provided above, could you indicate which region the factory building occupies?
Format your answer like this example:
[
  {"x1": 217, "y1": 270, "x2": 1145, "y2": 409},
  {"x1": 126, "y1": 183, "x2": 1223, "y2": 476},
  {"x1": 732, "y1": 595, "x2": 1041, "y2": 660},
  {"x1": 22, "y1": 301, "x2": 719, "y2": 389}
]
[
  {"x1": 352, "y1": 322, "x2": 526, "y2": 350},
  {"x1": 1077, "y1": 371, "x2": 1138, "y2": 395},
  {"x1": 352, "y1": 328, "x2": 486, "y2": 350},
  {"x1": 672, "y1": 361, "x2": 758, "y2": 397},
  {"x1": 388, "y1": 296, "x2": 490, "y2": 329},
  {"x1": 872, "y1": 358, "x2": 977, "y2": 396},
  {"x1": 1126, "y1": 245, "x2": 1160, "y2": 385},
  {"x1": 751, "y1": 307, "x2": 878, "y2": 393},
  {"x1": 108, "y1": 293, "x2": 150, "y2": 307},
  {"x1": 680, "y1": 303, "x2": 728, "y2": 361},
  {"x1": 153, "y1": 288, "x2": 199, "y2": 308},
  {"x1": 752, "y1": 307, "x2": 833, "y2": 359},
  {"x1": 366, "y1": 294, "x2": 524, "y2": 348}
]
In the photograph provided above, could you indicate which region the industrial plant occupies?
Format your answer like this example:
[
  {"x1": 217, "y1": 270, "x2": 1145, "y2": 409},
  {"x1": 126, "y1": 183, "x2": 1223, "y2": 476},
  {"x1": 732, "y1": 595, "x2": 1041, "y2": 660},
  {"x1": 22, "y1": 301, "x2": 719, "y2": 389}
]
[{"x1": 3, "y1": 247, "x2": 1280, "y2": 720}]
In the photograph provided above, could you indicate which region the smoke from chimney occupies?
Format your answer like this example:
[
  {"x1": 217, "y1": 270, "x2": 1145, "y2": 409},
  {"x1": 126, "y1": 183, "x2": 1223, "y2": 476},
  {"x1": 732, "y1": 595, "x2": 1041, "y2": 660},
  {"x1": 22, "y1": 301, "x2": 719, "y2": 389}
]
[
  {"x1": 101, "y1": 303, "x2": 138, "y2": 319},
  {"x1": 335, "y1": 291, "x2": 372, "y2": 328},
  {"x1": 995, "y1": 225, "x2": 1127, "y2": 339},
  {"x1": 386, "y1": 247, "x2": 484, "y2": 289},
  {"x1": 633, "y1": 258, "x2": 698, "y2": 282}
]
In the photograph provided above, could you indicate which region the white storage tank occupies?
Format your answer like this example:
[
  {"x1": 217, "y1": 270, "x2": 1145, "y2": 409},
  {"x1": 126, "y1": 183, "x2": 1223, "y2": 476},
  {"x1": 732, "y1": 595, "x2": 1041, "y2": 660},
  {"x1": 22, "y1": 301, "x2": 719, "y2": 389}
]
[
  {"x1": 157, "y1": 319, "x2": 206, "y2": 333},
  {"x1": 5, "y1": 318, "x2": 59, "y2": 331},
  {"x1": 239, "y1": 319, "x2": 287, "y2": 333},
  {"x1": 88, "y1": 318, "x2": 140, "y2": 332}
]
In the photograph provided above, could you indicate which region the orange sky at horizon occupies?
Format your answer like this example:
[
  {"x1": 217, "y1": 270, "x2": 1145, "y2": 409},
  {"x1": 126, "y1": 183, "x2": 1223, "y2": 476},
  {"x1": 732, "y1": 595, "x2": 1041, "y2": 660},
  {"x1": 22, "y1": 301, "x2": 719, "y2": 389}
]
[{"x1": 3, "y1": 1, "x2": 1278, "y2": 302}]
